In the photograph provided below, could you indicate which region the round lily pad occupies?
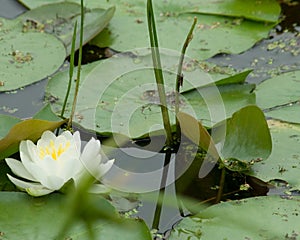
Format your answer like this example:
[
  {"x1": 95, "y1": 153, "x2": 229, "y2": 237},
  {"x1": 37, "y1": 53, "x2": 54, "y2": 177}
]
[{"x1": 0, "y1": 22, "x2": 66, "y2": 92}]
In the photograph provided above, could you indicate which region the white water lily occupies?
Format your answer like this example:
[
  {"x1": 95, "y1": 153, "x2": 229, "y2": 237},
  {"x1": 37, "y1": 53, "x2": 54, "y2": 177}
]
[{"x1": 5, "y1": 130, "x2": 114, "y2": 197}]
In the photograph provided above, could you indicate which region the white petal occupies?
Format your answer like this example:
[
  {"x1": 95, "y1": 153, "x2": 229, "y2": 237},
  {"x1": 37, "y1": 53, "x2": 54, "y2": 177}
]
[
  {"x1": 98, "y1": 159, "x2": 115, "y2": 177},
  {"x1": 7, "y1": 174, "x2": 54, "y2": 196},
  {"x1": 44, "y1": 175, "x2": 66, "y2": 190},
  {"x1": 20, "y1": 141, "x2": 36, "y2": 163},
  {"x1": 73, "y1": 131, "x2": 81, "y2": 152},
  {"x1": 88, "y1": 183, "x2": 111, "y2": 194},
  {"x1": 26, "y1": 187, "x2": 54, "y2": 197},
  {"x1": 60, "y1": 130, "x2": 73, "y2": 139},
  {"x1": 59, "y1": 157, "x2": 80, "y2": 180},
  {"x1": 20, "y1": 148, "x2": 48, "y2": 184},
  {"x1": 25, "y1": 140, "x2": 40, "y2": 163},
  {"x1": 81, "y1": 138, "x2": 101, "y2": 165},
  {"x1": 36, "y1": 131, "x2": 56, "y2": 150},
  {"x1": 5, "y1": 158, "x2": 36, "y2": 181},
  {"x1": 41, "y1": 130, "x2": 56, "y2": 141}
]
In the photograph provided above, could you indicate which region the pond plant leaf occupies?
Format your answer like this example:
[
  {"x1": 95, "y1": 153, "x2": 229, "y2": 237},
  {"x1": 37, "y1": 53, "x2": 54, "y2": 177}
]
[
  {"x1": 251, "y1": 120, "x2": 300, "y2": 190},
  {"x1": 33, "y1": 103, "x2": 63, "y2": 121},
  {"x1": 0, "y1": 192, "x2": 152, "y2": 240},
  {"x1": 18, "y1": 0, "x2": 280, "y2": 23},
  {"x1": 0, "y1": 118, "x2": 66, "y2": 160},
  {"x1": 177, "y1": 111, "x2": 220, "y2": 178},
  {"x1": 256, "y1": 70, "x2": 300, "y2": 124},
  {"x1": 219, "y1": 105, "x2": 272, "y2": 171},
  {"x1": 87, "y1": 0, "x2": 280, "y2": 60},
  {"x1": 19, "y1": 2, "x2": 115, "y2": 55},
  {"x1": 46, "y1": 52, "x2": 255, "y2": 138},
  {"x1": 0, "y1": 114, "x2": 21, "y2": 139},
  {"x1": 0, "y1": 23, "x2": 66, "y2": 92},
  {"x1": 169, "y1": 196, "x2": 300, "y2": 240},
  {"x1": 18, "y1": 0, "x2": 276, "y2": 59}
]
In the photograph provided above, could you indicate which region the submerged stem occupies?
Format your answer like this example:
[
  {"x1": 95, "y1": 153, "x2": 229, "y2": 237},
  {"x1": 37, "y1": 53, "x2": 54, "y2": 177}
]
[
  {"x1": 146, "y1": 0, "x2": 173, "y2": 147},
  {"x1": 216, "y1": 166, "x2": 226, "y2": 203},
  {"x1": 151, "y1": 150, "x2": 172, "y2": 230}
]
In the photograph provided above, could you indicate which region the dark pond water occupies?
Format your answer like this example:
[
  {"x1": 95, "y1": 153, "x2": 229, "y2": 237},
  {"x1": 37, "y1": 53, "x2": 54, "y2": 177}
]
[{"x1": 1, "y1": 0, "x2": 300, "y2": 237}]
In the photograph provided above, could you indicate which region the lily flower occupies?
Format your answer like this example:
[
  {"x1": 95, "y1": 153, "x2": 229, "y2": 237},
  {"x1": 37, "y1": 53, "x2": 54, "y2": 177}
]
[{"x1": 5, "y1": 130, "x2": 114, "y2": 197}]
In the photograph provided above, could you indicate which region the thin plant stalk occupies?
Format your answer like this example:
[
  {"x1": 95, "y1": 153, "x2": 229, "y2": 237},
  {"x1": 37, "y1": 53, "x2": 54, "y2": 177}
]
[
  {"x1": 216, "y1": 166, "x2": 226, "y2": 203},
  {"x1": 175, "y1": 17, "x2": 197, "y2": 138},
  {"x1": 60, "y1": 21, "x2": 77, "y2": 119},
  {"x1": 67, "y1": 0, "x2": 84, "y2": 130},
  {"x1": 151, "y1": 150, "x2": 172, "y2": 230},
  {"x1": 147, "y1": 0, "x2": 173, "y2": 147}
]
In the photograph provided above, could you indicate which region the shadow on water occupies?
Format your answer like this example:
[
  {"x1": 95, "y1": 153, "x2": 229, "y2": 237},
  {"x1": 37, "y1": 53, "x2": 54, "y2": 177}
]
[{"x1": 1, "y1": 0, "x2": 300, "y2": 238}]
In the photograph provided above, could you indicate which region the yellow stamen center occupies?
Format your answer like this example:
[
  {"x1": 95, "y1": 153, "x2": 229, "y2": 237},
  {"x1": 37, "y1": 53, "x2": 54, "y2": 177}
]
[{"x1": 39, "y1": 140, "x2": 70, "y2": 160}]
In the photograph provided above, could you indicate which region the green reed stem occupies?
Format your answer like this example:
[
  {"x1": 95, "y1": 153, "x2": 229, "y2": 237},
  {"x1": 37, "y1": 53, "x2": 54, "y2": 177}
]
[
  {"x1": 151, "y1": 150, "x2": 172, "y2": 230},
  {"x1": 175, "y1": 17, "x2": 197, "y2": 138},
  {"x1": 216, "y1": 166, "x2": 226, "y2": 203},
  {"x1": 60, "y1": 21, "x2": 77, "y2": 119},
  {"x1": 147, "y1": 0, "x2": 173, "y2": 147},
  {"x1": 67, "y1": 0, "x2": 84, "y2": 129}
]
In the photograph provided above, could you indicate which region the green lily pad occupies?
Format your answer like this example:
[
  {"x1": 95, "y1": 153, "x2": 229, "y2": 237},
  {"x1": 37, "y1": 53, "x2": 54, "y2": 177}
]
[
  {"x1": 19, "y1": 2, "x2": 115, "y2": 55},
  {"x1": 169, "y1": 196, "x2": 300, "y2": 240},
  {"x1": 251, "y1": 120, "x2": 300, "y2": 190},
  {"x1": 0, "y1": 192, "x2": 151, "y2": 240},
  {"x1": 18, "y1": 0, "x2": 105, "y2": 9},
  {"x1": 46, "y1": 52, "x2": 255, "y2": 138},
  {"x1": 0, "y1": 115, "x2": 21, "y2": 139},
  {"x1": 0, "y1": 118, "x2": 66, "y2": 160},
  {"x1": 33, "y1": 103, "x2": 63, "y2": 121},
  {"x1": 87, "y1": 0, "x2": 279, "y2": 60},
  {"x1": 17, "y1": 0, "x2": 280, "y2": 60},
  {"x1": 256, "y1": 70, "x2": 300, "y2": 124},
  {"x1": 220, "y1": 105, "x2": 272, "y2": 171},
  {"x1": 0, "y1": 29, "x2": 66, "y2": 92},
  {"x1": 19, "y1": 0, "x2": 280, "y2": 22}
]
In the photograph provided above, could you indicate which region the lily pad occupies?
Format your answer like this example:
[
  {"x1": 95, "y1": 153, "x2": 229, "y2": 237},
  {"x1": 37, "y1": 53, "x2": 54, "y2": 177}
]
[
  {"x1": 220, "y1": 105, "x2": 272, "y2": 171},
  {"x1": 19, "y1": 0, "x2": 280, "y2": 23},
  {"x1": 0, "y1": 192, "x2": 151, "y2": 240},
  {"x1": 0, "y1": 118, "x2": 66, "y2": 160},
  {"x1": 17, "y1": 0, "x2": 280, "y2": 59},
  {"x1": 250, "y1": 120, "x2": 300, "y2": 190},
  {"x1": 18, "y1": 0, "x2": 105, "y2": 9},
  {"x1": 256, "y1": 70, "x2": 300, "y2": 124},
  {"x1": 0, "y1": 114, "x2": 21, "y2": 139},
  {"x1": 33, "y1": 103, "x2": 63, "y2": 121},
  {"x1": 0, "y1": 28, "x2": 66, "y2": 92},
  {"x1": 19, "y1": 2, "x2": 115, "y2": 55},
  {"x1": 46, "y1": 51, "x2": 255, "y2": 138},
  {"x1": 169, "y1": 196, "x2": 300, "y2": 240},
  {"x1": 88, "y1": 0, "x2": 279, "y2": 60}
]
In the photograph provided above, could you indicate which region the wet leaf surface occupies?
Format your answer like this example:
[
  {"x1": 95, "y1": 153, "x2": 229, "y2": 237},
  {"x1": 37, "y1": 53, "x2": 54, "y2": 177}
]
[
  {"x1": 169, "y1": 196, "x2": 300, "y2": 240},
  {"x1": 46, "y1": 52, "x2": 255, "y2": 138},
  {"x1": 0, "y1": 192, "x2": 151, "y2": 240},
  {"x1": 20, "y1": 2, "x2": 115, "y2": 55},
  {"x1": 251, "y1": 120, "x2": 300, "y2": 190}
]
